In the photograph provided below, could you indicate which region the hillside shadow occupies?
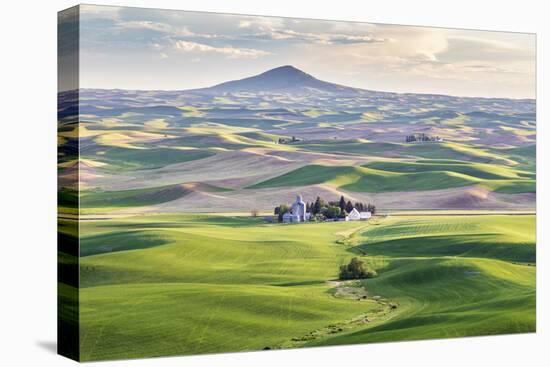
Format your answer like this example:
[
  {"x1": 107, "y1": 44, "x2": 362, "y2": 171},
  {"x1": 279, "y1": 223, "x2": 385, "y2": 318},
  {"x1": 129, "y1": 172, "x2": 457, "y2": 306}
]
[{"x1": 349, "y1": 233, "x2": 536, "y2": 263}]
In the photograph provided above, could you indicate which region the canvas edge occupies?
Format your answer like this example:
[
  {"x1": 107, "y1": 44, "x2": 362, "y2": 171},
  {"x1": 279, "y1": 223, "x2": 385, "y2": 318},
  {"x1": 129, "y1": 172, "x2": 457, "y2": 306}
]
[{"x1": 57, "y1": 4, "x2": 81, "y2": 362}]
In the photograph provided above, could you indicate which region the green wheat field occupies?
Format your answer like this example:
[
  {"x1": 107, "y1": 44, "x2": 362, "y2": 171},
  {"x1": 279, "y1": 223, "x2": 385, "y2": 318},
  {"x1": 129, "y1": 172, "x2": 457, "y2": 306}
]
[
  {"x1": 57, "y1": 12, "x2": 536, "y2": 359},
  {"x1": 58, "y1": 213, "x2": 535, "y2": 360}
]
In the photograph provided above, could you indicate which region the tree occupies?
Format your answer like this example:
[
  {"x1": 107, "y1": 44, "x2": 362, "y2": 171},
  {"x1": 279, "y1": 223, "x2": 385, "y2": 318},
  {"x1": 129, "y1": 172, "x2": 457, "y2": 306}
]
[
  {"x1": 325, "y1": 205, "x2": 341, "y2": 219},
  {"x1": 339, "y1": 196, "x2": 346, "y2": 212},
  {"x1": 313, "y1": 196, "x2": 325, "y2": 215},
  {"x1": 367, "y1": 204, "x2": 376, "y2": 214},
  {"x1": 276, "y1": 204, "x2": 291, "y2": 222},
  {"x1": 251, "y1": 209, "x2": 259, "y2": 217},
  {"x1": 345, "y1": 200, "x2": 354, "y2": 213},
  {"x1": 339, "y1": 258, "x2": 377, "y2": 280}
]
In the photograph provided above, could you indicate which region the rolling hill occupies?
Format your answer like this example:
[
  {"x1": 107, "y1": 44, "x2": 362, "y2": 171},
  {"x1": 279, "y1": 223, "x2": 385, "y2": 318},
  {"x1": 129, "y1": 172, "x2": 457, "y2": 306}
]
[
  {"x1": 69, "y1": 214, "x2": 535, "y2": 360},
  {"x1": 248, "y1": 163, "x2": 535, "y2": 194},
  {"x1": 59, "y1": 66, "x2": 536, "y2": 212},
  {"x1": 58, "y1": 62, "x2": 537, "y2": 361},
  {"x1": 188, "y1": 65, "x2": 366, "y2": 96}
]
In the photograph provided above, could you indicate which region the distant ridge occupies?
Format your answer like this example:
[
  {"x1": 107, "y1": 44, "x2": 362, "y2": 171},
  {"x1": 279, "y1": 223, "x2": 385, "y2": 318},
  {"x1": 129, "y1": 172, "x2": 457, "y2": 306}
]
[{"x1": 187, "y1": 65, "x2": 366, "y2": 96}]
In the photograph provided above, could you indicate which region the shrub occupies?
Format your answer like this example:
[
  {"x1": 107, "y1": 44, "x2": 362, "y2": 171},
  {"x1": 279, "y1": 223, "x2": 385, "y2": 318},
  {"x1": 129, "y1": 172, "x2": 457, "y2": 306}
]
[
  {"x1": 339, "y1": 257, "x2": 377, "y2": 280},
  {"x1": 312, "y1": 213, "x2": 326, "y2": 222},
  {"x1": 324, "y1": 205, "x2": 341, "y2": 219}
]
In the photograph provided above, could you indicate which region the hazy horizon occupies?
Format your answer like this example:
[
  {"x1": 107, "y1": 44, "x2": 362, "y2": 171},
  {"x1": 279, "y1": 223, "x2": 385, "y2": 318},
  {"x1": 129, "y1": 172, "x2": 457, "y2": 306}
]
[
  {"x1": 75, "y1": 64, "x2": 536, "y2": 100},
  {"x1": 63, "y1": 5, "x2": 536, "y2": 99}
]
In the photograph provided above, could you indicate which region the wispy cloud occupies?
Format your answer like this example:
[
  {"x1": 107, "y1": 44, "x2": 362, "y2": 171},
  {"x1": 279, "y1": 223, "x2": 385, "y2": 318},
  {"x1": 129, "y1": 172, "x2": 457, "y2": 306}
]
[
  {"x1": 250, "y1": 29, "x2": 388, "y2": 44},
  {"x1": 238, "y1": 18, "x2": 388, "y2": 45},
  {"x1": 78, "y1": 5, "x2": 536, "y2": 98},
  {"x1": 173, "y1": 40, "x2": 270, "y2": 59}
]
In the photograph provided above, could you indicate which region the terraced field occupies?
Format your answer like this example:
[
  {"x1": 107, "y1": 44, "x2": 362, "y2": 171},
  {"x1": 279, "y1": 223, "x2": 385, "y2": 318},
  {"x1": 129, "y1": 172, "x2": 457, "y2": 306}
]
[{"x1": 73, "y1": 214, "x2": 535, "y2": 360}]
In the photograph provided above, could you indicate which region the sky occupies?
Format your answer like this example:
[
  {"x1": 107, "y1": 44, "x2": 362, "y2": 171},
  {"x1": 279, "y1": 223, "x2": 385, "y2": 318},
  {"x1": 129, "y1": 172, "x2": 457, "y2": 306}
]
[{"x1": 70, "y1": 4, "x2": 536, "y2": 98}]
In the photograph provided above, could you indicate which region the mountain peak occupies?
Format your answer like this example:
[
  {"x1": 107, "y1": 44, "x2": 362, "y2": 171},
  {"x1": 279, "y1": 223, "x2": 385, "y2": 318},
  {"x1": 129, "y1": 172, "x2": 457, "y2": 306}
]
[
  {"x1": 190, "y1": 65, "x2": 363, "y2": 96},
  {"x1": 263, "y1": 65, "x2": 306, "y2": 74}
]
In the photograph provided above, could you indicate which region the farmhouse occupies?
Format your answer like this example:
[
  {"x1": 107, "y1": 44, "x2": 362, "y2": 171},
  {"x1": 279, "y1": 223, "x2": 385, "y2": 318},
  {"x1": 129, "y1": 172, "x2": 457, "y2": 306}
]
[
  {"x1": 282, "y1": 195, "x2": 311, "y2": 223},
  {"x1": 279, "y1": 195, "x2": 372, "y2": 223},
  {"x1": 346, "y1": 208, "x2": 372, "y2": 221}
]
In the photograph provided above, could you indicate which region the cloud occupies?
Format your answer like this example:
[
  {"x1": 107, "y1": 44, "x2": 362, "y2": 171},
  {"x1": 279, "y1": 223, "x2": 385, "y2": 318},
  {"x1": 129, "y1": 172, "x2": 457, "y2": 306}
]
[
  {"x1": 238, "y1": 18, "x2": 387, "y2": 45},
  {"x1": 238, "y1": 20, "x2": 252, "y2": 28},
  {"x1": 323, "y1": 33, "x2": 387, "y2": 44},
  {"x1": 78, "y1": 5, "x2": 535, "y2": 97},
  {"x1": 173, "y1": 40, "x2": 270, "y2": 59},
  {"x1": 436, "y1": 35, "x2": 535, "y2": 63},
  {"x1": 257, "y1": 29, "x2": 387, "y2": 44}
]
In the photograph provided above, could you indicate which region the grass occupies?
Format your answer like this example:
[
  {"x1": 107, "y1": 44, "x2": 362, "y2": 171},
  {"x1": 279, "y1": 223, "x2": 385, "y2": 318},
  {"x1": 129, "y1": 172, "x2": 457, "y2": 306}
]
[
  {"x1": 80, "y1": 185, "x2": 191, "y2": 208},
  {"x1": 365, "y1": 160, "x2": 527, "y2": 180},
  {"x1": 350, "y1": 215, "x2": 535, "y2": 263},
  {"x1": 84, "y1": 146, "x2": 215, "y2": 171},
  {"x1": 295, "y1": 140, "x2": 515, "y2": 165},
  {"x1": 65, "y1": 95, "x2": 536, "y2": 359},
  {"x1": 248, "y1": 164, "x2": 535, "y2": 193},
  {"x1": 75, "y1": 213, "x2": 536, "y2": 360},
  {"x1": 305, "y1": 215, "x2": 536, "y2": 346},
  {"x1": 490, "y1": 144, "x2": 536, "y2": 172},
  {"x1": 80, "y1": 183, "x2": 230, "y2": 208}
]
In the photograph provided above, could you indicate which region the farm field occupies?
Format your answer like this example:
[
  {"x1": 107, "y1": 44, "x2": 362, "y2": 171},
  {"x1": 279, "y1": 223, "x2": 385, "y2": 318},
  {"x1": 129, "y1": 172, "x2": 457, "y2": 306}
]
[
  {"x1": 57, "y1": 7, "x2": 537, "y2": 362},
  {"x1": 69, "y1": 213, "x2": 535, "y2": 360},
  {"x1": 58, "y1": 74, "x2": 536, "y2": 214},
  {"x1": 57, "y1": 65, "x2": 537, "y2": 361}
]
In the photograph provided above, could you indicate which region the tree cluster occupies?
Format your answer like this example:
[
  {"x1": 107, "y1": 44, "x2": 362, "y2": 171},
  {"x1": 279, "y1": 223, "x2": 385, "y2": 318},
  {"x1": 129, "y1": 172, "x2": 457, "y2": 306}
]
[
  {"x1": 339, "y1": 257, "x2": 377, "y2": 280},
  {"x1": 275, "y1": 195, "x2": 376, "y2": 222},
  {"x1": 405, "y1": 133, "x2": 442, "y2": 143},
  {"x1": 318, "y1": 195, "x2": 376, "y2": 216},
  {"x1": 277, "y1": 136, "x2": 300, "y2": 144}
]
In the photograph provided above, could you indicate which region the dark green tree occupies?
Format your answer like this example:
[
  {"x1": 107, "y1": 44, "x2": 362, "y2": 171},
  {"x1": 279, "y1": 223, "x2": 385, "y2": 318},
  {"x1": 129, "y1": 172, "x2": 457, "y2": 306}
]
[
  {"x1": 313, "y1": 196, "x2": 325, "y2": 215},
  {"x1": 339, "y1": 196, "x2": 346, "y2": 212},
  {"x1": 276, "y1": 204, "x2": 291, "y2": 222},
  {"x1": 346, "y1": 200, "x2": 354, "y2": 213},
  {"x1": 325, "y1": 205, "x2": 341, "y2": 219},
  {"x1": 367, "y1": 204, "x2": 376, "y2": 214},
  {"x1": 339, "y1": 258, "x2": 377, "y2": 280}
]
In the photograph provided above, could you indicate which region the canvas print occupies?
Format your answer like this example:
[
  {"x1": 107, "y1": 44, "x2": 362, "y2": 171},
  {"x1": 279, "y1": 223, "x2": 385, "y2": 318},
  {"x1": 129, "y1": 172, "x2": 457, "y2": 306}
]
[{"x1": 58, "y1": 5, "x2": 536, "y2": 362}]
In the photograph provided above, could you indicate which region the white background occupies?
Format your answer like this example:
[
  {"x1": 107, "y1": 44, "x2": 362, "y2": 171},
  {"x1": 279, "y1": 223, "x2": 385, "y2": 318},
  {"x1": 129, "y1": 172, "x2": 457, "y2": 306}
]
[{"x1": 0, "y1": 0, "x2": 547, "y2": 365}]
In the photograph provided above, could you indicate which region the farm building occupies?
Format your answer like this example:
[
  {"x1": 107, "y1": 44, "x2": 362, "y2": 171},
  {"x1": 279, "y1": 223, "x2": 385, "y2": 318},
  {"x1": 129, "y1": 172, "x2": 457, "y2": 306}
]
[
  {"x1": 347, "y1": 208, "x2": 372, "y2": 221},
  {"x1": 360, "y1": 211, "x2": 372, "y2": 220},
  {"x1": 283, "y1": 195, "x2": 311, "y2": 223}
]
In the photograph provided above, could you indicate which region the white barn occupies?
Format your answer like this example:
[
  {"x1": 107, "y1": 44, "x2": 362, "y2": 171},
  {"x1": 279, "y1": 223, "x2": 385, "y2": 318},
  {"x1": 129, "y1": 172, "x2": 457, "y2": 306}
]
[
  {"x1": 347, "y1": 208, "x2": 361, "y2": 221},
  {"x1": 346, "y1": 208, "x2": 372, "y2": 221},
  {"x1": 360, "y1": 211, "x2": 372, "y2": 220}
]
